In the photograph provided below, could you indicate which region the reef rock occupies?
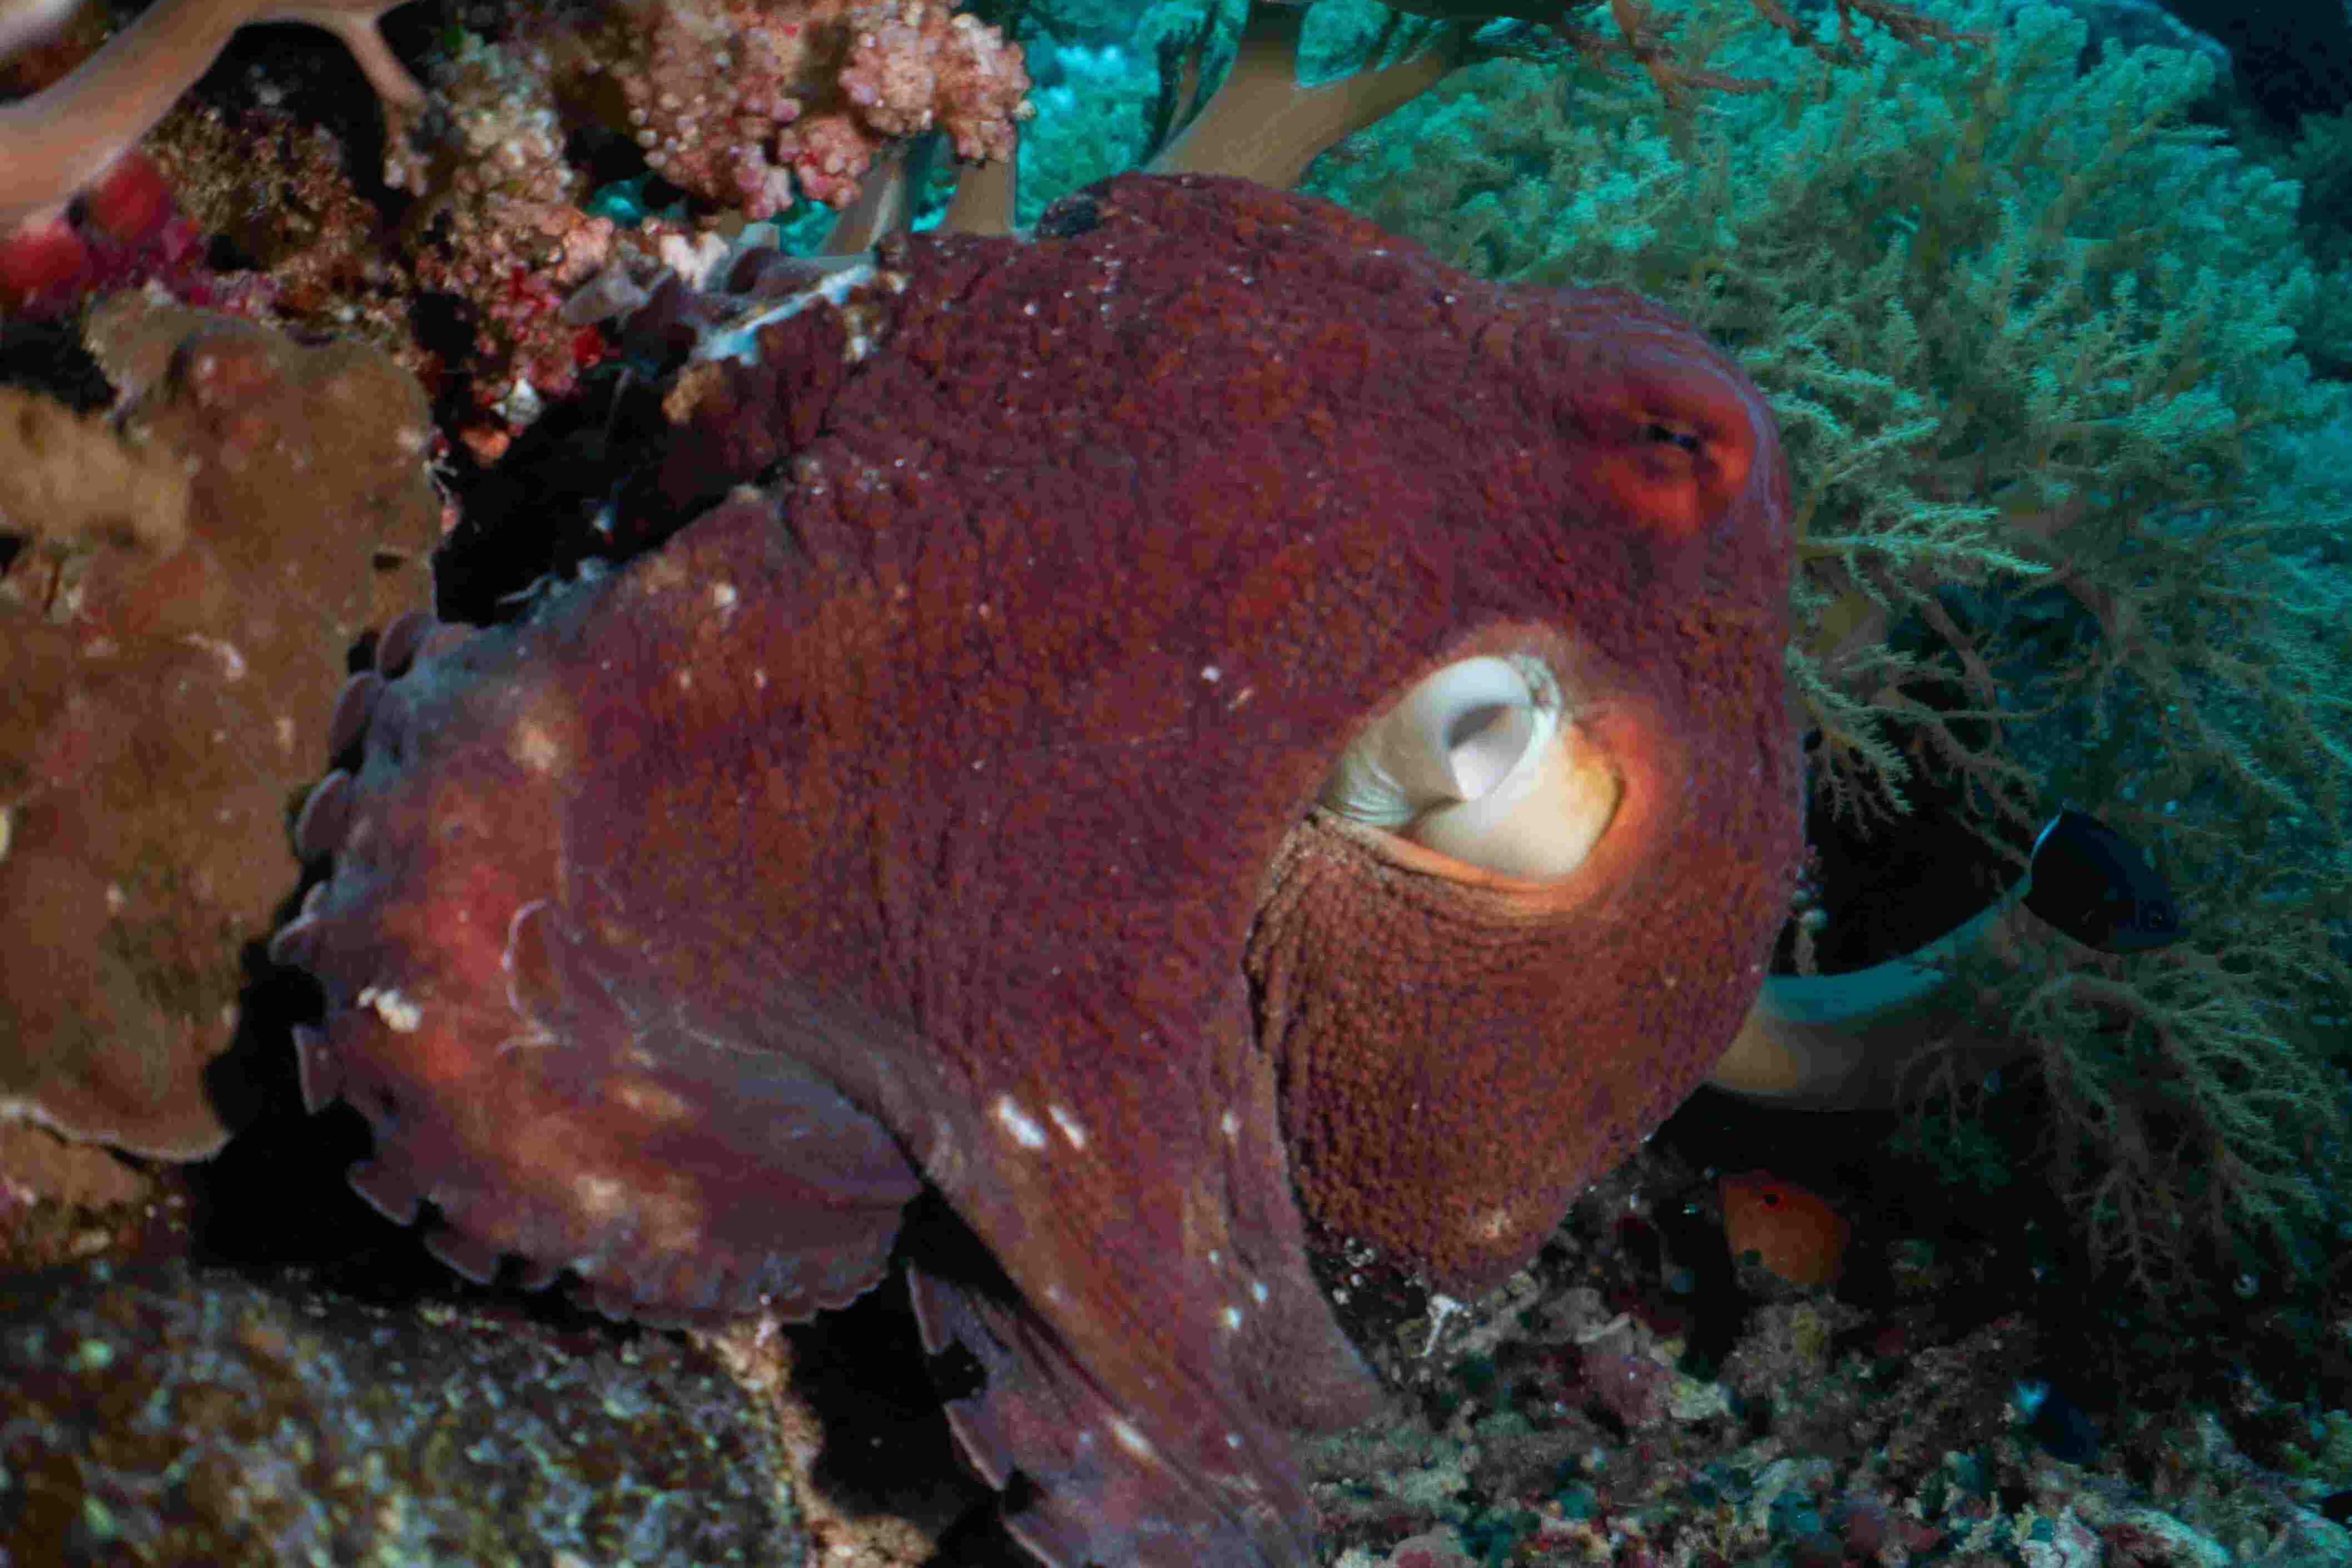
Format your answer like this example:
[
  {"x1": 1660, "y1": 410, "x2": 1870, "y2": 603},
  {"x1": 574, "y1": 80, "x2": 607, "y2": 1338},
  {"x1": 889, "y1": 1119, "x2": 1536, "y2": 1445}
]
[{"x1": 0, "y1": 299, "x2": 436, "y2": 1158}]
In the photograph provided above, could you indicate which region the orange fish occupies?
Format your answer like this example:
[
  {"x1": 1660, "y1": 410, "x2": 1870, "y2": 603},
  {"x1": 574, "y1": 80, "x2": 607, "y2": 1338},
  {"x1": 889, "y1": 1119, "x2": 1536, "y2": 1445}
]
[{"x1": 1720, "y1": 1171, "x2": 1851, "y2": 1287}]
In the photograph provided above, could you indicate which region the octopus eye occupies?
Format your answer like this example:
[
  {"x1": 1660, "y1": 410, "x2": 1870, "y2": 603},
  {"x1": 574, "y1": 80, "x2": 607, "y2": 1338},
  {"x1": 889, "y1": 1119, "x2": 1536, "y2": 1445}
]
[
  {"x1": 1319, "y1": 654, "x2": 1619, "y2": 881},
  {"x1": 1580, "y1": 377, "x2": 1756, "y2": 540}
]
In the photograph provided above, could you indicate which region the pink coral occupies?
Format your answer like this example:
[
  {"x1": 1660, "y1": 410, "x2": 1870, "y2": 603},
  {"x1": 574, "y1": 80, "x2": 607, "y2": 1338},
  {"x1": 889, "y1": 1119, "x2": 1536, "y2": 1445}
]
[
  {"x1": 401, "y1": 33, "x2": 631, "y2": 451},
  {"x1": 601, "y1": 0, "x2": 1030, "y2": 216}
]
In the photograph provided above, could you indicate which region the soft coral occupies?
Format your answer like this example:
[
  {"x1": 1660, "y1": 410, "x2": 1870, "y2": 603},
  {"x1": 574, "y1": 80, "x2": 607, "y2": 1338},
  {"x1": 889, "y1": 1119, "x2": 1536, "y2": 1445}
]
[
  {"x1": 0, "y1": 149, "x2": 249, "y2": 313},
  {"x1": 0, "y1": 0, "x2": 426, "y2": 231}
]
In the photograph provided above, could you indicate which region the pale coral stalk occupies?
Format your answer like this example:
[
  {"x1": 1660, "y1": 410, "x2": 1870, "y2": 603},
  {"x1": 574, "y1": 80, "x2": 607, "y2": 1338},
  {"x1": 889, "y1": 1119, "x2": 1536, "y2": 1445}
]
[
  {"x1": 1148, "y1": 1, "x2": 1456, "y2": 189},
  {"x1": 0, "y1": 0, "x2": 424, "y2": 229},
  {"x1": 0, "y1": 0, "x2": 87, "y2": 61}
]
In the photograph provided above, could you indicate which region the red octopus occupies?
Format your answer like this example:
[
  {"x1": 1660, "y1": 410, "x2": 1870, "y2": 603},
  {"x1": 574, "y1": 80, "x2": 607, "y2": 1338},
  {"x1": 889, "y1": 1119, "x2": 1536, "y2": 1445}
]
[{"x1": 271, "y1": 175, "x2": 1800, "y2": 1565}]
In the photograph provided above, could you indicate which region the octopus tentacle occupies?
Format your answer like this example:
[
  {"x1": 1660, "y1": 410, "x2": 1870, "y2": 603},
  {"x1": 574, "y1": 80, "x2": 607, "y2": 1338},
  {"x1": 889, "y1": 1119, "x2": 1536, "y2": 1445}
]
[
  {"x1": 908, "y1": 1262, "x2": 1318, "y2": 1568},
  {"x1": 281, "y1": 604, "x2": 923, "y2": 1322}
]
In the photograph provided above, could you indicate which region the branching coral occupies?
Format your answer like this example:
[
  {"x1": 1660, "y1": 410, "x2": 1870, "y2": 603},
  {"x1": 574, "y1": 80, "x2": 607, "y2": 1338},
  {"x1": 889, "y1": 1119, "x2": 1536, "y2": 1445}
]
[
  {"x1": 2019, "y1": 947, "x2": 2348, "y2": 1294},
  {"x1": 1544, "y1": 0, "x2": 1981, "y2": 105},
  {"x1": 0, "y1": 0, "x2": 1974, "y2": 254},
  {"x1": 979, "y1": 0, "x2": 1973, "y2": 220},
  {"x1": 558, "y1": 0, "x2": 1033, "y2": 215}
]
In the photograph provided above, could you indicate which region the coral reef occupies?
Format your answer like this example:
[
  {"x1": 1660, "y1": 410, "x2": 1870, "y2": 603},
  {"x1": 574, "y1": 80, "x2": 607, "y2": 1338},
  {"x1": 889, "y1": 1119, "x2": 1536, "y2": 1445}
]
[
  {"x1": 0, "y1": 383, "x2": 190, "y2": 554},
  {"x1": 0, "y1": 150, "x2": 250, "y2": 315},
  {"x1": 570, "y1": 0, "x2": 1033, "y2": 214},
  {"x1": 0, "y1": 1257, "x2": 802, "y2": 1562},
  {"x1": 394, "y1": 27, "x2": 632, "y2": 455},
  {"x1": 0, "y1": 0, "x2": 424, "y2": 229},
  {"x1": 1, "y1": 0, "x2": 1027, "y2": 454},
  {"x1": 1304, "y1": 1137, "x2": 2352, "y2": 1567},
  {"x1": 1, "y1": 298, "x2": 435, "y2": 1158},
  {"x1": 1, "y1": 1, "x2": 2348, "y2": 1562}
]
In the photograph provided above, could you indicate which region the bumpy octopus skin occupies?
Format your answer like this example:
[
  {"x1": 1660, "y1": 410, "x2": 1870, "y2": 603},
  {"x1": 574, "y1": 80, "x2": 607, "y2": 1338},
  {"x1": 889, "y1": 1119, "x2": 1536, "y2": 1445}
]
[{"x1": 271, "y1": 175, "x2": 1800, "y2": 1566}]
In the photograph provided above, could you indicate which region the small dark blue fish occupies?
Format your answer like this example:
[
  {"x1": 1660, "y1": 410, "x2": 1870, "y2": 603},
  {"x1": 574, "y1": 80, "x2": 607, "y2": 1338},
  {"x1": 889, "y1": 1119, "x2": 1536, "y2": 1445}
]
[
  {"x1": 2022, "y1": 808, "x2": 2181, "y2": 952},
  {"x1": 2014, "y1": 1377, "x2": 2102, "y2": 1463}
]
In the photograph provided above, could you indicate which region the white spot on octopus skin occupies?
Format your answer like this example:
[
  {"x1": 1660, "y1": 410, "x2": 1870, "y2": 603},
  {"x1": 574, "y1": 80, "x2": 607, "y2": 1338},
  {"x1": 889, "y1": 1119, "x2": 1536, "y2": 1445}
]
[
  {"x1": 1046, "y1": 1103, "x2": 1088, "y2": 1150},
  {"x1": 1108, "y1": 1417, "x2": 1155, "y2": 1462},
  {"x1": 993, "y1": 1094, "x2": 1048, "y2": 1150},
  {"x1": 1220, "y1": 1306, "x2": 1243, "y2": 1331},
  {"x1": 1249, "y1": 1279, "x2": 1269, "y2": 1306},
  {"x1": 1219, "y1": 1108, "x2": 1239, "y2": 1140},
  {"x1": 510, "y1": 719, "x2": 564, "y2": 774},
  {"x1": 611, "y1": 1078, "x2": 692, "y2": 1121},
  {"x1": 709, "y1": 582, "x2": 738, "y2": 611},
  {"x1": 574, "y1": 1173, "x2": 627, "y2": 1220},
  {"x1": 694, "y1": 260, "x2": 885, "y2": 364},
  {"x1": 356, "y1": 985, "x2": 424, "y2": 1034}
]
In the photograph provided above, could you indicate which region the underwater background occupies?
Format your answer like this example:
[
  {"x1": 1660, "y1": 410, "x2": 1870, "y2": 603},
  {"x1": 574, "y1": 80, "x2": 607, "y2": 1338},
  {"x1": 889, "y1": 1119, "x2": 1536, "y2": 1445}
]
[{"x1": 3, "y1": 0, "x2": 2351, "y2": 1561}]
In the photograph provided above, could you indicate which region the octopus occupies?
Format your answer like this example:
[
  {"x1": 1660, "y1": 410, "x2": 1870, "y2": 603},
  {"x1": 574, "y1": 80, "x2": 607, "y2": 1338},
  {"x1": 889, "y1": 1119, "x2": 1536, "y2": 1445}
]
[{"x1": 269, "y1": 174, "x2": 1802, "y2": 1566}]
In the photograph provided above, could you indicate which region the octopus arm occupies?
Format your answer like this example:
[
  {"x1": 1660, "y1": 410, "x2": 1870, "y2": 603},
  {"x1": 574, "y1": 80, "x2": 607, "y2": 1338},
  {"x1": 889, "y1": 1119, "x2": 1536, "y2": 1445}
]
[
  {"x1": 273, "y1": 583, "x2": 924, "y2": 1322},
  {"x1": 897, "y1": 985, "x2": 1382, "y2": 1568},
  {"x1": 909, "y1": 1259, "x2": 1319, "y2": 1568}
]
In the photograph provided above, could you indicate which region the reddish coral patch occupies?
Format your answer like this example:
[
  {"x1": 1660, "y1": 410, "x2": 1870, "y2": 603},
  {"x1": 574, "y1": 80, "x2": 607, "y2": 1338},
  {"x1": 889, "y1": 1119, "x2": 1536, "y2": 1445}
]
[
  {"x1": 0, "y1": 213, "x2": 87, "y2": 311},
  {"x1": 82, "y1": 152, "x2": 174, "y2": 246}
]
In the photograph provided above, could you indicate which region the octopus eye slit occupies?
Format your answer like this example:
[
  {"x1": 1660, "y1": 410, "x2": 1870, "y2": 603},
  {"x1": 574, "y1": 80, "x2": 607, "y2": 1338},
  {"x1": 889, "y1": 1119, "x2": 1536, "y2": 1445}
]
[{"x1": 1642, "y1": 419, "x2": 1703, "y2": 455}]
